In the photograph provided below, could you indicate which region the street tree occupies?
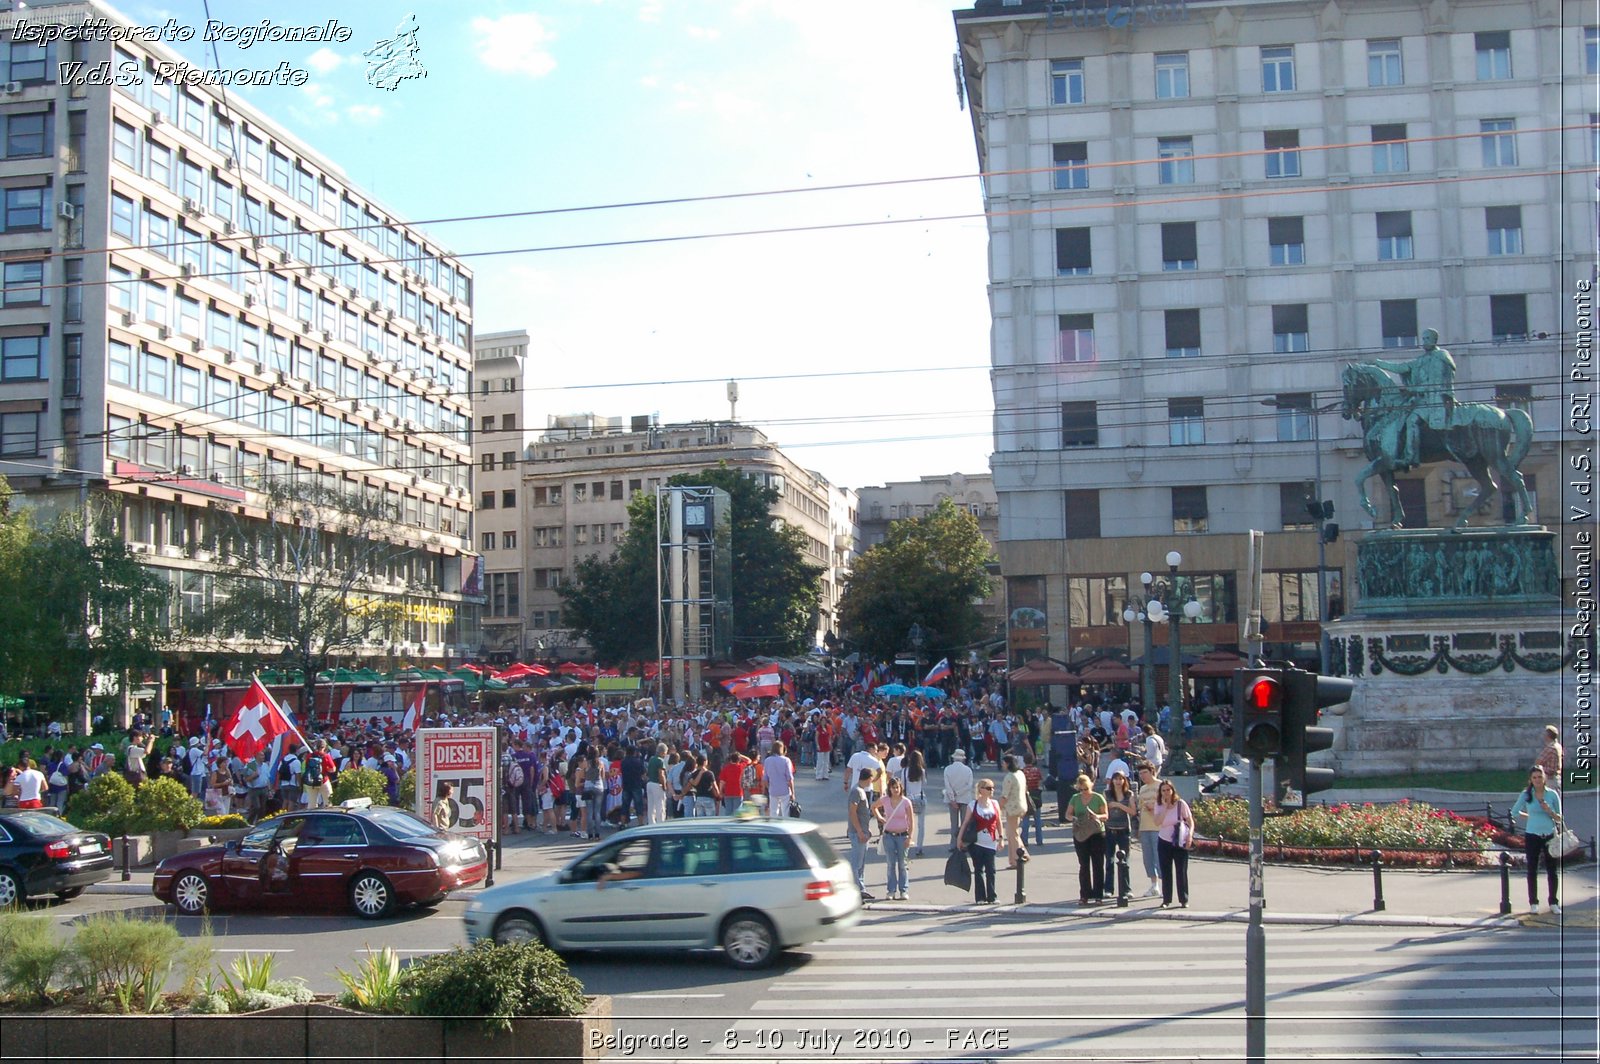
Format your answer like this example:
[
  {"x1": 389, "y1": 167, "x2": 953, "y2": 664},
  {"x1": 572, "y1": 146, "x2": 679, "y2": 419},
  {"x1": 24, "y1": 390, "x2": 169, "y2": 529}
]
[
  {"x1": 836, "y1": 497, "x2": 994, "y2": 664},
  {"x1": 559, "y1": 466, "x2": 822, "y2": 663},
  {"x1": 0, "y1": 478, "x2": 168, "y2": 724},
  {"x1": 187, "y1": 477, "x2": 409, "y2": 716}
]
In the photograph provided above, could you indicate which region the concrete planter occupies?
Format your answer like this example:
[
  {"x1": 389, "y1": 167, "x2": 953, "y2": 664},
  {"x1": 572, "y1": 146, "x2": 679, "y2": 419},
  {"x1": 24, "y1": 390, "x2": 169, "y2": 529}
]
[{"x1": 0, "y1": 997, "x2": 613, "y2": 1064}]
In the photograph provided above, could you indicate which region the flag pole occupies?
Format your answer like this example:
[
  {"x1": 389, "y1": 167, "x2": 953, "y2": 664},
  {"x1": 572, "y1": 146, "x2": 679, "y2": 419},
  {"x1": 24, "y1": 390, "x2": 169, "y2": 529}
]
[{"x1": 253, "y1": 673, "x2": 310, "y2": 749}]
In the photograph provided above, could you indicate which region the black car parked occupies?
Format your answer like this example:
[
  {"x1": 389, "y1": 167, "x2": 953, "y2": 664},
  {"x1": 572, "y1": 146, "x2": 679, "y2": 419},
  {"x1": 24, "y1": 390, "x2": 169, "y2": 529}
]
[{"x1": 0, "y1": 811, "x2": 114, "y2": 906}]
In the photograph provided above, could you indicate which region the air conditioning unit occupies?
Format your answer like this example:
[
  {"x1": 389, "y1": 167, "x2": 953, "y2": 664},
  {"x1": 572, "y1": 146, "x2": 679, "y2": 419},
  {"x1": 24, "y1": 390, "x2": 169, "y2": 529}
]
[
  {"x1": 149, "y1": 108, "x2": 163, "y2": 124},
  {"x1": 181, "y1": 198, "x2": 201, "y2": 215},
  {"x1": 409, "y1": 475, "x2": 420, "y2": 487},
  {"x1": 269, "y1": 370, "x2": 285, "y2": 385},
  {"x1": 118, "y1": 312, "x2": 133, "y2": 326},
  {"x1": 179, "y1": 263, "x2": 194, "y2": 278},
  {"x1": 383, "y1": 309, "x2": 395, "y2": 322},
  {"x1": 156, "y1": 326, "x2": 170, "y2": 340},
  {"x1": 320, "y1": 330, "x2": 333, "y2": 342},
  {"x1": 3, "y1": 82, "x2": 22, "y2": 95},
  {"x1": 297, "y1": 320, "x2": 312, "y2": 333},
  {"x1": 367, "y1": 299, "x2": 380, "y2": 312},
  {"x1": 57, "y1": 201, "x2": 77, "y2": 220},
  {"x1": 221, "y1": 221, "x2": 235, "y2": 235},
  {"x1": 243, "y1": 294, "x2": 256, "y2": 307},
  {"x1": 221, "y1": 351, "x2": 235, "y2": 364},
  {"x1": 176, "y1": 463, "x2": 194, "y2": 476}
]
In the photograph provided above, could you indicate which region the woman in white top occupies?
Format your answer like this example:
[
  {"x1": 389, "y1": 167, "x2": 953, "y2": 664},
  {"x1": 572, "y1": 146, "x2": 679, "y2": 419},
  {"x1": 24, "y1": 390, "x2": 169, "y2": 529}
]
[
  {"x1": 904, "y1": 748, "x2": 928, "y2": 856},
  {"x1": 956, "y1": 779, "x2": 1003, "y2": 904}
]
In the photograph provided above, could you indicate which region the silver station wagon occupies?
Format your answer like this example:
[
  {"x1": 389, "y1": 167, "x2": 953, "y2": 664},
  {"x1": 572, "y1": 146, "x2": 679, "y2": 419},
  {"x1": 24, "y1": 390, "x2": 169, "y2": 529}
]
[{"x1": 462, "y1": 815, "x2": 861, "y2": 969}]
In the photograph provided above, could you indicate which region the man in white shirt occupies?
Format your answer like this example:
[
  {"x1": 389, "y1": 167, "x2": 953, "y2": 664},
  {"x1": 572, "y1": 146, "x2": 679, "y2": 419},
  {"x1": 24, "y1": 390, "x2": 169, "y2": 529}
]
[
  {"x1": 845, "y1": 742, "x2": 886, "y2": 805},
  {"x1": 1143, "y1": 728, "x2": 1167, "y2": 773},
  {"x1": 763, "y1": 742, "x2": 795, "y2": 818},
  {"x1": 13, "y1": 756, "x2": 47, "y2": 808},
  {"x1": 1103, "y1": 751, "x2": 1132, "y2": 782},
  {"x1": 941, "y1": 747, "x2": 975, "y2": 850}
]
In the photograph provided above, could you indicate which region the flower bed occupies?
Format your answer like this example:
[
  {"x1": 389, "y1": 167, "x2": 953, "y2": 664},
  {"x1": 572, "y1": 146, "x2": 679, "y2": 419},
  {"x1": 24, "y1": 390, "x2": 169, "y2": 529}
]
[{"x1": 1192, "y1": 797, "x2": 1503, "y2": 867}]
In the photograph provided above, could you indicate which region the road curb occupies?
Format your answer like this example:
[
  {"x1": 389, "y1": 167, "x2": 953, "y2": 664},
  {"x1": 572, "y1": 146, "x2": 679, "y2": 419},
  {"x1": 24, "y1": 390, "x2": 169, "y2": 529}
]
[{"x1": 864, "y1": 900, "x2": 1530, "y2": 930}]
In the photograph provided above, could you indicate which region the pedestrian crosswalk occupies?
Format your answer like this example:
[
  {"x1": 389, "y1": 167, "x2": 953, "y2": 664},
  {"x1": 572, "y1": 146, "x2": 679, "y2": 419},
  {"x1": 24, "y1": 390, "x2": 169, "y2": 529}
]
[{"x1": 707, "y1": 913, "x2": 1598, "y2": 1062}]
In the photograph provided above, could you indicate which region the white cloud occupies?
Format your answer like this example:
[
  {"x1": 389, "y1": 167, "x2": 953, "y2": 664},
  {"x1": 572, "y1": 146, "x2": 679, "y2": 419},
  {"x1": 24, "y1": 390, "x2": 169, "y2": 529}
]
[
  {"x1": 637, "y1": 0, "x2": 664, "y2": 24},
  {"x1": 300, "y1": 81, "x2": 335, "y2": 111},
  {"x1": 306, "y1": 47, "x2": 345, "y2": 76},
  {"x1": 345, "y1": 103, "x2": 384, "y2": 124},
  {"x1": 471, "y1": 13, "x2": 558, "y2": 78},
  {"x1": 685, "y1": 25, "x2": 720, "y2": 41},
  {"x1": 639, "y1": 74, "x2": 660, "y2": 90}
]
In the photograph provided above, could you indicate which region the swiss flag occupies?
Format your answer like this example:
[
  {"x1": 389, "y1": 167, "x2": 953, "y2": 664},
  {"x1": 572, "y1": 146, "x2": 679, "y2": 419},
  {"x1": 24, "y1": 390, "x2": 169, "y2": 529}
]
[
  {"x1": 724, "y1": 664, "x2": 784, "y2": 700},
  {"x1": 222, "y1": 677, "x2": 292, "y2": 761},
  {"x1": 401, "y1": 688, "x2": 425, "y2": 732}
]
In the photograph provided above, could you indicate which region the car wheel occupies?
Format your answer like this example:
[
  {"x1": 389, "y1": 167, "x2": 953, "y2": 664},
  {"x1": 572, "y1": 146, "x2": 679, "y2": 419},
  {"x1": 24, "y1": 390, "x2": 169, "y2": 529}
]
[
  {"x1": 721, "y1": 911, "x2": 778, "y2": 970},
  {"x1": 493, "y1": 913, "x2": 546, "y2": 947},
  {"x1": 57, "y1": 887, "x2": 85, "y2": 901},
  {"x1": 0, "y1": 870, "x2": 22, "y2": 909},
  {"x1": 349, "y1": 872, "x2": 394, "y2": 919},
  {"x1": 172, "y1": 872, "x2": 210, "y2": 915}
]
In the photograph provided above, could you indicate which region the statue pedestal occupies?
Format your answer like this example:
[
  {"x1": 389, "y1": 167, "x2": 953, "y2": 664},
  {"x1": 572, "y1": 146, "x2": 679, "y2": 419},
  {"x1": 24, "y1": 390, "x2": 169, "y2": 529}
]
[{"x1": 1323, "y1": 527, "x2": 1572, "y2": 776}]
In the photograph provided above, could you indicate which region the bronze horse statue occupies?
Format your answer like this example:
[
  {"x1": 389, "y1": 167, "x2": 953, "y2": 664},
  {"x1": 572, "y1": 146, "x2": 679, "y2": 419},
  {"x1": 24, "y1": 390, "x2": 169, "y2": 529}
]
[{"x1": 1340, "y1": 362, "x2": 1533, "y2": 529}]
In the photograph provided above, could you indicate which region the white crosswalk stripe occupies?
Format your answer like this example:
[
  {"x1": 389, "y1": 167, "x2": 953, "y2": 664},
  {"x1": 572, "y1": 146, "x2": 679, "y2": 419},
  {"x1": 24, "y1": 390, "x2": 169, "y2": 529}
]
[{"x1": 701, "y1": 915, "x2": 1597, "y2": 1062}]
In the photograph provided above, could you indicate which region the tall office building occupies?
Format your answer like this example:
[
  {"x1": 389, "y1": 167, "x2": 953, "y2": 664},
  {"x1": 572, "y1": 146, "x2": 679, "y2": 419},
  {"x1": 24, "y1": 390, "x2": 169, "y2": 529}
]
[
  {"x1": 472, "y1": 329, "x2": 532, "y2": 662},
  {"x1": 0, "y1": 1, "x2": 479, "y2": 708},
  {"x1": 954, "y1": 0, "x2": 1589, "y2": 671}
]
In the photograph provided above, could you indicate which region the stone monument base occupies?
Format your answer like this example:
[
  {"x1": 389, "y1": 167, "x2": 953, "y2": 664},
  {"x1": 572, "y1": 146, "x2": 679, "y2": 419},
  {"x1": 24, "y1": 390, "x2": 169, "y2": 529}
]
[{"x1": 1322, "y1": 611, "x2": 1570, "y2": 776}]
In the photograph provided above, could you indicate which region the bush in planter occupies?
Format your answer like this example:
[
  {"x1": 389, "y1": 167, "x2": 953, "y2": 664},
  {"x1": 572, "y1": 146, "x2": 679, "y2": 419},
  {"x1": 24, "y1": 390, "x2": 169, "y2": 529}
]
[
  {"x1": 64, "y1": 772, "x2": 135, "y2": 836},
  {"x1": 332, "y1": 766, "x2": 390, "y2": 806},
  {"x1": 1194, "y1": 797, "x2": 1497, "y2": 852},
  {"x1": 128, "y1": 776, "x2": 205, "y2": 833},
  {"x1": 70, "y1": 911, "x2": 184, "y2": 1013},
  {"x1": 195, "y1": 813, "x2": 249, "y2": 830},
  {"x1": 0, "y1": 912, "x2": 71, "y2": 1005},
  {"x1": 397, "y1": 942, "x2": 587, "y2": 1033}
]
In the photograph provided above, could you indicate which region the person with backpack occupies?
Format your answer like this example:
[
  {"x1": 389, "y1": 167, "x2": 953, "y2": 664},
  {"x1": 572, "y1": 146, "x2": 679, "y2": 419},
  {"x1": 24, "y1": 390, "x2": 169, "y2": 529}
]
[
  {"x1": 502, "y1": 751, "x2": 527, "y2": 833},
  {"x1": 277, "y1": 749, "x2": 302, "y2": 811},
  {"x1": 302, "y1": 740, "x2": 333, "y2": 809}
]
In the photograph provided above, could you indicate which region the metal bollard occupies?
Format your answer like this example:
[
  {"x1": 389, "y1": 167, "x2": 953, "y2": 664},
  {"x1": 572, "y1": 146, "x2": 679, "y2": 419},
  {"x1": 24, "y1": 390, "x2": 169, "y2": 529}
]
[
  {"x1": 1443, "y1": 843, "x2": 1453, "y2": 870},
  {"x1": 1116, "y1": 843, "x2": 1131, "y2": 907},
  {"x1": 120, "y1": 833, "x2": 130, "y2": 882},
  {"x1": 1370, "y1": 849, "x2": 1385, "y2": 911},
  {"x1": 1498, "y1": 851, "x2": 1512, "y2": 916},
  {"x1": 1014, "y1": 856, "x2": 1027, "y2": 905}
]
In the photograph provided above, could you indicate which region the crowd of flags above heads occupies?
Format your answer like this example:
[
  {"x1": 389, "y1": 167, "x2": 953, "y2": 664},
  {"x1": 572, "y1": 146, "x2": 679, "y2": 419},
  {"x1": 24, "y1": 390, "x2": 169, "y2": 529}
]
[{"x1": 720, "y1": 658, "x2": 955, "y2": 703}]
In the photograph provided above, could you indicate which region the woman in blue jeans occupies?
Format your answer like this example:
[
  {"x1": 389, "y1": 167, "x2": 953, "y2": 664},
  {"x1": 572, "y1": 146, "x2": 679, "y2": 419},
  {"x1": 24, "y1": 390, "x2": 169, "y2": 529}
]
[
  {"x1": 874, "y1": 777, "x2": 917, "y2": 900},
  {"x1": 957, "y1": 780, "x2": 1002, "y2": 904},
  {"x1": 1102, "y1": 770, "x2": 1136, "y2": 900},
  {"x1": 1510, "y1": 766, "x2": 1563, "y2": 915}
]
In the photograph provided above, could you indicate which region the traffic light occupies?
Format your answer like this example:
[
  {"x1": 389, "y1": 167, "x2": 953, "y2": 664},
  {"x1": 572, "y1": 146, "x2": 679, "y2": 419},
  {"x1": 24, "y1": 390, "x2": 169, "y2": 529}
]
[
  {"x1": 1235, "y1": 668, "x2": 1284, "y2": 761},
  {"x1": 1277, "y1": 669, "x2": 1354, "y2": 807}
]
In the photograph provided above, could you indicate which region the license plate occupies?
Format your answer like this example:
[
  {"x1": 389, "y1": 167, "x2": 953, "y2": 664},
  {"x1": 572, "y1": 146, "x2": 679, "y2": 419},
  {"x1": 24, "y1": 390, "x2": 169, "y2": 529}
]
[{"x1": 79, "y1": 842, "x2": 102, "y2": 854}]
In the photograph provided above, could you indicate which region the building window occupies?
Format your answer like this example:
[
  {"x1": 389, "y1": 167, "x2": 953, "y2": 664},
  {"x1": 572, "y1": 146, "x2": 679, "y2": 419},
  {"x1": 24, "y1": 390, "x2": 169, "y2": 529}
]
[
  {"x1": 1272, "y1": 305, "x2": 1310, "y2": 353},
  {"x1": 1165, "y1": 309, "x2": 1201, "y2": 358},
  {"x1": 1058, "y1": 314, "x2": 1095, "y2": 363},
  {"x1": 1279, "y1": 483, "x2": 1317, "y2": 531},
  {"x1": 1161, "y1": 222, "x2": 1198, "y2": 270},
  {"x1": 1055, "y1": 227, "x2": 1091, "y2": 275},
  {"x1": 502, "y1": 451, "x2": 517, "y2": 469},
  {"x1": 2, "y1": 260, "x2": 45, "y2": 306},
  {"x1": 1490, "y1": 294, "x2": 1528, "y2": 342},
  {"x1": 481, "y1": 532, "x2": 496, "y2": 551},
  {"x1": 0, "y1": 335, "x2": 43, "y2": 381},
  {"x1": 1264, "y1": 130, "x2": 1301, "y2": 178},
  {"x1": 1268, "y1": 216, "x2": 1305, "y2": 266},
  {"x1": 1376, "y1": 211, "x2": 1414, "y2": 261},
  {"x1": 1172, "y1": 486, "x2": 1209, "y2": 533},
  {"x1": 1068, "y1": 575, "x2": 1127, "y2": 626},
  {"x1": 1480, "y1": 119, "x2": 1517, "y2": 167},
  {"x1": 0, "y1": 412, "x2": 40, "y2": 456},
  {"x1": 1050, "y1": 59, "x2": 1084, "y2": 105},
  {"x1": 1052, "y1": 141, "x2": 1089, "y2": 190},
  {"x1": 533, "y1": 568, "x2": 563, "y2": 590},
  {"x1": 1155, "y1": 52, "x2": 1189, "y2": 98},
  {"x1": 1261, "y1": 569, "x2": 1324, "y2": 622},
  {"x1": 1486, "y1": 206, "x2": 1522, "y2": 255},
  {"x1": 5, "y1": 186, "x2": 48, "y2": 232},
  {"x1": 3, "y1": 112, "x2": 49, "y2": 158},
  {"x1": 1168, "y1": 398, "x2": 1204, "y2": 445},
  {"x1": 1371, "y1": 124, "x2": 1408, "y2": 173},
  {"x1": 63, "y1": 334, "x2": 81, "y2": 398},
  {"x1": 1475, "y1": 31, "x2": 1511, "y2": 80},
  {"x1": 1157, "y1": 136, "x2": 1194, "y2": 184},
  {"x1": 1261, "y1": 46, "x2": 1295, "y2": 92},
  {"x1": 1588, "y1": 27, "x2": 1598, "y2": 75},
  {"x1": 1367, "y1": 38, "x2": 1403, "y2": 86},
  {"x1": 501, "y1": 489, "x2": 517, "y2": 508},
  {"x1": 502, "y1": 531, "x2": 517, "y2": 550},
  {"x1": 1062, "y1": 491, "x2": 1103, "y2": 540},
  {"x1": 480, "y1": 491, "x2": 495, "y2": 509},
  {"x1": 1061, "y1": 400, "x2": 1099, "y2": 447},
  {"x1": 502, "y1": 413, "x2": 517, "y2": 431},
  {"x1": 1380, "y1": 299, "x2": 1418, "y2": 348},
  {"x1": 480, "y1": 453, "x2": 494, "y2": 473},
  {"x1": 7, "y1": 41, "x2": 50, "y2": 82},
  {"x1": 1274, "y1": 393, "x2": 1313, "y2": 441},
  {"x1": 1495, "y1": 384, "x2": 1532, "y2": 412}
]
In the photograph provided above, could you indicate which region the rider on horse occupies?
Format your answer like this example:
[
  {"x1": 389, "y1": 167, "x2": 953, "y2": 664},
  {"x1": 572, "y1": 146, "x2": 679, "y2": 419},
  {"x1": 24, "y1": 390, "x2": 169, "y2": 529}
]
[{"x1": 1369, "y1": 328, "x2": 1456, "y2": 470}]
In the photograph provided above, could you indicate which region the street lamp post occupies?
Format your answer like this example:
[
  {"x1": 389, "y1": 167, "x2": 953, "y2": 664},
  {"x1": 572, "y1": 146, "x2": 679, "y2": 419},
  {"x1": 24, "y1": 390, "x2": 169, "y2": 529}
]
[
  {"x1": 1122, "y1": 600, "x2": 1156, "y2": 717},
  {"x1": 908, "y1": 623, "x2": 925, "y2": 685},
  {"x1": 1139, "y1": 552, "x2": 1202, "y2": 775}
]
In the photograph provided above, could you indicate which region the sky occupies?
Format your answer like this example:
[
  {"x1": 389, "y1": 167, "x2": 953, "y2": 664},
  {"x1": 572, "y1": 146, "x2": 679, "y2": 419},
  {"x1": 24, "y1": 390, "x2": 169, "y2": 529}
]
[{"x1": 115, "y1": 0, "x2": 997, "y2": 491}]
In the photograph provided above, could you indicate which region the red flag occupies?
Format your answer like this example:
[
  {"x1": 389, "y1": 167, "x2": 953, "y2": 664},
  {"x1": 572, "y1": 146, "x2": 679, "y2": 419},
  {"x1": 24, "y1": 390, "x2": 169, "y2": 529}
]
[
  {"x1": 724, "y1": 664, "x2": 784, "y2": 700},
  {"x1": 401, "y1": 688, "x2": 425, "y2": 732},
  {"x1": 221, "y1": 677, "x2": 293, "y2": 761}
]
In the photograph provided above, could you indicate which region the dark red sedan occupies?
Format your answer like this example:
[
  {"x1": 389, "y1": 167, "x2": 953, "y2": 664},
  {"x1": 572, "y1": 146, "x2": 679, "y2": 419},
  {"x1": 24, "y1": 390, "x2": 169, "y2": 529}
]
[{"x1": 152, "y1": 805, "x2": 488, "y2": 919}]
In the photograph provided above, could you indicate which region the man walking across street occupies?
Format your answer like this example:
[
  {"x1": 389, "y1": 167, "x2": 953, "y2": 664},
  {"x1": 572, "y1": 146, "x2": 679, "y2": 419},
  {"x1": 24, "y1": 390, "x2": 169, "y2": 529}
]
[
  {"x1": 848, "y1": 768, "x2": 876, "y2": 900},
  {"x1": 764, "y1": 741, "x2": 796, "y2": 818},
  {"x1": 942, "y1": 747, "x2": 974, "y2": 850}
]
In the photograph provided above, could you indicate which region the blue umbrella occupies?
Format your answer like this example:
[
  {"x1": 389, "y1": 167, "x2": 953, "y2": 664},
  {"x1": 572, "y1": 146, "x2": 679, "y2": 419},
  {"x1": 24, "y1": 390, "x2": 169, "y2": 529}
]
[
  {"x1": 874, "y1": 683, "x2": 912, "y2": 697},
  {"x1": 911, "y1": 686, "x2": 948, "y2": 699}
]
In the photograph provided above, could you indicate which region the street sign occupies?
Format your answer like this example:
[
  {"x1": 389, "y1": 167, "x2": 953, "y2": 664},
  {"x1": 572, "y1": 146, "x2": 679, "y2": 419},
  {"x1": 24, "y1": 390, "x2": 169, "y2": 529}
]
[{"x1": 415, "y1": 727, "x2": 499, "y2": 845}]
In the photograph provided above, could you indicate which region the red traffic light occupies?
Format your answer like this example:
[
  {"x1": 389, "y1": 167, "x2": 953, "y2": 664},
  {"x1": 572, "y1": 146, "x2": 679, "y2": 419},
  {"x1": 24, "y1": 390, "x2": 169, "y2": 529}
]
[{"x1": 1247, "y1": 676, "x2": 1281, "y2": 710}]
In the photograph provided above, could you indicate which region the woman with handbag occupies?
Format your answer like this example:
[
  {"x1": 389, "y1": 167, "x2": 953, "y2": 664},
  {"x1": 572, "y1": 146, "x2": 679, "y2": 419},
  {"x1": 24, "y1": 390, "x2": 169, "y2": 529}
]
[
  {"x1": 956, "y1": 779, "x2": 1002, "y2": 904},
  {"x1": 1510, "y1": 766, "x2": 1564, "y2": 915},
  {"x1": 1065, "y1": 774, "x2": 1107, "y2": 905},
  {"x1": 1153, "y1": 779, "x2": 1195, "y2": 908},
  {"x1": 998, "y1": 755, "x2": 1032, "y2": 870}
]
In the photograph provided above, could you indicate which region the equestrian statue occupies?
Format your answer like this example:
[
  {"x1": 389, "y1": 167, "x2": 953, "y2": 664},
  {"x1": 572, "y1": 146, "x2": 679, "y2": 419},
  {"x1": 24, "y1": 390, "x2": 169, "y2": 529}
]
[{"x1": 1340, "y1": 329, "x2": 1533, "y2": 529}]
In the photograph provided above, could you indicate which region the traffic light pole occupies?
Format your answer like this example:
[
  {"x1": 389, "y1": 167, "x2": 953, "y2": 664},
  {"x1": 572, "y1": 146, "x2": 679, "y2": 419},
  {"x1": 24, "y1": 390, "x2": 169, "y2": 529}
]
[{"x1": 1247, "y1": 750, "x2": 1266, "y2": 1062}]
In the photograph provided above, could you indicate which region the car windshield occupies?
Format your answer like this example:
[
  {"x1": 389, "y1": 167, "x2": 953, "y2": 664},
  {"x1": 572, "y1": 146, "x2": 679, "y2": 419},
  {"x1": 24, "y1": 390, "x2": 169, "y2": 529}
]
[
  {"x1": 363, "y1": 807, "x2": 437, "y2": 840},
  {"x1": 794, "y1": 829, "x2": 842, "y2": 871},
  {"x1": 4, "y1": 812, "x2": 77, "y2": 837}
]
